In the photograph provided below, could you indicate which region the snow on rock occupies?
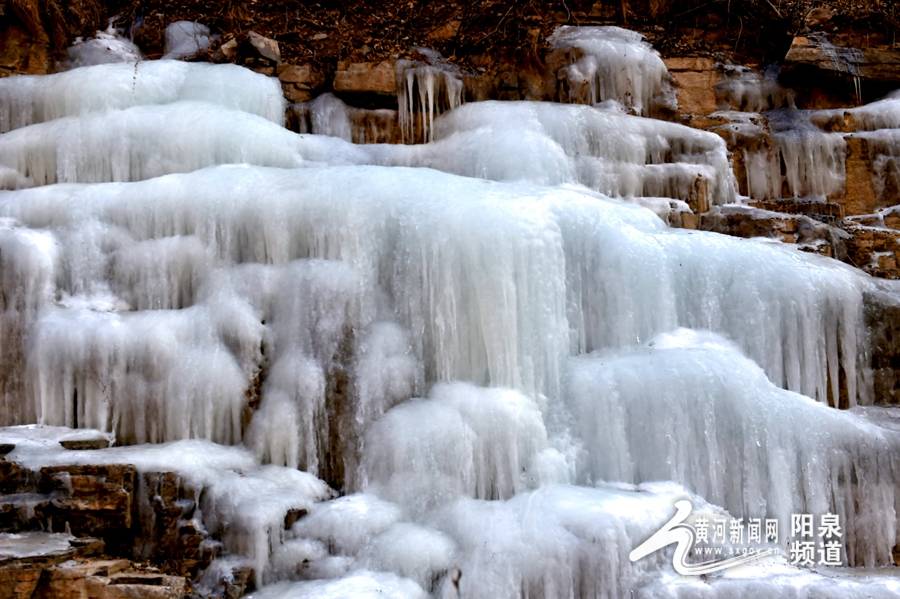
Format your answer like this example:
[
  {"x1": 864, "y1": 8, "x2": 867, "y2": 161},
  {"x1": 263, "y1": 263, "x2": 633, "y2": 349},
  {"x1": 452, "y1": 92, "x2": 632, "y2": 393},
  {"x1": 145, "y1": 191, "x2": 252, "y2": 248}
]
[{"x1": 0, "y1": 425, "x2": 334, "y2": 586}]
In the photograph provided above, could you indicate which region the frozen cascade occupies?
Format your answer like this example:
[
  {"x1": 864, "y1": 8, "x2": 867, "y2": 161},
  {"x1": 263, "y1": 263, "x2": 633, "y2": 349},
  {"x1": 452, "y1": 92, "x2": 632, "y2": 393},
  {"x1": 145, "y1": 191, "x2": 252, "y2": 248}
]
[
  {"x1": 725, "y1": 109, "x2": 848, "y2": 201},
  {"x1": 0, "y1": 165, "x2": 870, "y2": 418},
  {"x1": 0, "y1": 97, "x2": 735, "y2": 206},
  {"x1": 549, "y1": 26, "x2": 675, "y2": 116},
  {"x1": 0, "y1": 60, "x2": 285, "y2": 133},
  {"x1": 0, "y1": 57, "x2": 898, "y2": 597},
  {"x1": 566, "y1": 329, "x2": 900, "y2": 566},
  {"x1": 396, "y1": 52, "x2": 464, "y2": 144}
]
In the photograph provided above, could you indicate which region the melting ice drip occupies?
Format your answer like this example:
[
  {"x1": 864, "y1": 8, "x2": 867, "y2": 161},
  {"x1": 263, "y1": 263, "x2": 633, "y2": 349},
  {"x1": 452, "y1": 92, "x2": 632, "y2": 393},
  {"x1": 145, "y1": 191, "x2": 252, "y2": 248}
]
[
  {"x1": 0, "y1": 54, "x2": 898, "y2": 598},
  {"x1": 550, "y1": 26, "x2": 676, "y2": 116}
]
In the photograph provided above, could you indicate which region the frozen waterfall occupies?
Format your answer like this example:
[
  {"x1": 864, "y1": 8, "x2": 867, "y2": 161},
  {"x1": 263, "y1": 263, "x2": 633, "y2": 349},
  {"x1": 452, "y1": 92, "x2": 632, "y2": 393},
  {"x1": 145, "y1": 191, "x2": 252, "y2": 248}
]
[{"x1": 0, "y1": 51, "x2": 898, "y2": 599}]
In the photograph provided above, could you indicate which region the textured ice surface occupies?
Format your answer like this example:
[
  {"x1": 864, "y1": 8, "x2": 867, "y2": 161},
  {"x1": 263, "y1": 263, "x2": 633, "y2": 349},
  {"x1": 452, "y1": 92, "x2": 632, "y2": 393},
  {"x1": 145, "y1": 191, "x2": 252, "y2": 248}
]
[
  {"x1": 361, "y1": 382, "x2": 549, "y2": 511},
  {"x1": 0, "y1": 165, "x2": 870, "y2": 430},
  {"x1": 0, "y1": 55, "x2": 898, "y2": 597},
  {"x1": 550, "y1": 26, "x2": 674, "y2": 115},
  {"x1": 382, "y1": 101, "x2": 737, "y2": 205},
  {"x1": 715, "y1": 65, "x2": 795, "y2": 113},
  {"x1": 0, "y1": 61, "x2": 285, "y2": 133},
  {"x1": 246, "y1": 571, "x2": 427, "y2": 599},
  {"x1": 566, "y1": 329, "x2": 900, "y2": 566}
]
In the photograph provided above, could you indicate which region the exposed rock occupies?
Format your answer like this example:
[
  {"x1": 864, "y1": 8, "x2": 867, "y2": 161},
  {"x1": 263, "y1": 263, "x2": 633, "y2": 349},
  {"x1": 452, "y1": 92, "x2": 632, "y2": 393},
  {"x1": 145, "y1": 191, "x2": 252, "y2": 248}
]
[
  {"x1": 784, "y1": 34, "x2": 900, "y2": 84},
  {"x1": 865, "y1": 284, "x2": 900, "y2": 405},
  {"x1": 246, "y1": 31, "x2": 280, "y2": 64},
  {"x1": 839, "y1": 135, "x2": 880, "y2": 214},
  {"x1": 0, "y1": 25, "x2": 50, "y2": 75},
  {"x1": 805, "y1": 6, "x2": 835, "y2": 28},
  {"x1": 277, "y1": 63, "x2": 327, "y2": 103},
  {"x1": 699, "y1": 205, "x2": 842, "y2": 255},
  {"x1": 333, "y1": 60, "x2": 397, "y2": 97},
  {"x1": 59, "y1": 437, "x2": 111, "y2": 451},
  {"x1": 665, "y1": 57, "x2": 719, "y2": 115}
]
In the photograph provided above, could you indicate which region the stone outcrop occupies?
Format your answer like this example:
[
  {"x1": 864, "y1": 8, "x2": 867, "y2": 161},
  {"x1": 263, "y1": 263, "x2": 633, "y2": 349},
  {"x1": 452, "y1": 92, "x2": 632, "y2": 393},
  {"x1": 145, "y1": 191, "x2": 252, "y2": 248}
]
[
  {"x1": 0, "y1": 532, "x2": 186, "y2": 599},
  {"x1": 785, "y1": 34, "x2": 900, "y2": 85},
  {"x1": 0, "y1": 442, "x2": 225, "y2": 597}
]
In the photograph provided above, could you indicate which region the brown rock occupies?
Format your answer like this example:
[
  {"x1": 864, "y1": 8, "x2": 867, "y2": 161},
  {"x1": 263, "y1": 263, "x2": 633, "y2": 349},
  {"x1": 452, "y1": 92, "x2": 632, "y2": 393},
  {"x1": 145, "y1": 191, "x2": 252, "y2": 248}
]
[
  {"x1": 0, "y1": 25, "x2": 50, "y2": 76},
  {"x1": 59, "y1": 437, "x2": 111, "y2": 451},
  {"x1": 665, "y1": 57, "x2": 719, "y2": 115},
  {"x1": 784, "y1": 35, "x2": 900, "y2": 84},
  {"x1": 247, "y1": 31, "x2": 280, "y2": 64},
  {"x1": 804, "y1": 7, "x2": 834, "y2": 28},
  {"x1": 333, "y1": 60, "x2": 397, "y2": 96},
  {"x1": 835, "y1": 136, "x2": 879, "y2": 215}
]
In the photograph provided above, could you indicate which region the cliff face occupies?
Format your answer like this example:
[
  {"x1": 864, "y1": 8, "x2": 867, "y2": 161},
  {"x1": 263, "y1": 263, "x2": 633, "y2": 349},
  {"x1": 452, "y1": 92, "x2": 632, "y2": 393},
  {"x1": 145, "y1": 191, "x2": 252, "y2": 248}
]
[{"x1": 1, "y1": 1, "x2": 898, "y2": 77}]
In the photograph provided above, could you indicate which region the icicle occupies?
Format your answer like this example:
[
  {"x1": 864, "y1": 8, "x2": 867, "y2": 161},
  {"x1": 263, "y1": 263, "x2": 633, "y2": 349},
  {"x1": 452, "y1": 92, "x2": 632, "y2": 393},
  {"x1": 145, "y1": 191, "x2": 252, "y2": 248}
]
[{"x1": 396, "y1": 52, "x2": 463, "y2": 144}]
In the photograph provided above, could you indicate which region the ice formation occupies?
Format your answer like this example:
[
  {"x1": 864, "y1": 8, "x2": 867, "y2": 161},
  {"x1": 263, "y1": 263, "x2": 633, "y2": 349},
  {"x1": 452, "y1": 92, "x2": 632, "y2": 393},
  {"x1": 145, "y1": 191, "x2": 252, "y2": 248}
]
[
  {"x1": 566, "y1": 329, "x2": 899, "y2": 566},
  {"x1": 715, "y1": 65, "x2": 795, "y2": 113},
  {"x1": 0, "y1": 53, "x2": 898, "y2": 597},
  {"x1": 380, "y1": 101, "x2": 737, "y2": 205},
  {"x1": 396, "y1": 51, "x2": 464, "y2": 143},
  {"x1": 549, "y1": 26, "x2": 675, "y2": 115},
  {"x1": 66, "y1": 24, "x2": 142, "y2": 69},
  {"x1": 163, "y1": 21, "x2": 213, "y2": 60},
  {"x1": 0, "y1": 61, "x2": 285, "y2": 133}
]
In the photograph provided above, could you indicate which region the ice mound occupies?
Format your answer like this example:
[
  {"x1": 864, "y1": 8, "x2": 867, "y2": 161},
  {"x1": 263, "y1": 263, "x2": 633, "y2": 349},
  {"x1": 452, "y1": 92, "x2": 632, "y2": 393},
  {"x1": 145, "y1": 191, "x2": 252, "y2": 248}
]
[
  {"x1": 566, "y1": 329, "x2": 900, "y2": 566},
  {"x1": 361, "y1": 382, "x2": 549, "y2": 511},
  {"x1": 0, "y1": 102, "x2": 364, "y2": 186},
  {"x1": 0, "y1": 61, "x2": 285, "y2": 133},
  {"x1": 550, "y1": 26, "x2": 674, "y2": 115}
]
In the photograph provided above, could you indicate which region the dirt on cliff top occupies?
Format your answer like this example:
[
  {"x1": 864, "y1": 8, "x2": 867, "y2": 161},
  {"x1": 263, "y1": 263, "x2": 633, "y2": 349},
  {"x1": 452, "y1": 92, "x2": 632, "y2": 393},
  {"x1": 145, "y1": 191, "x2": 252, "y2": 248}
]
[{"x1": 3, "y1": 0, "x2": 899, "y2": 71}]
